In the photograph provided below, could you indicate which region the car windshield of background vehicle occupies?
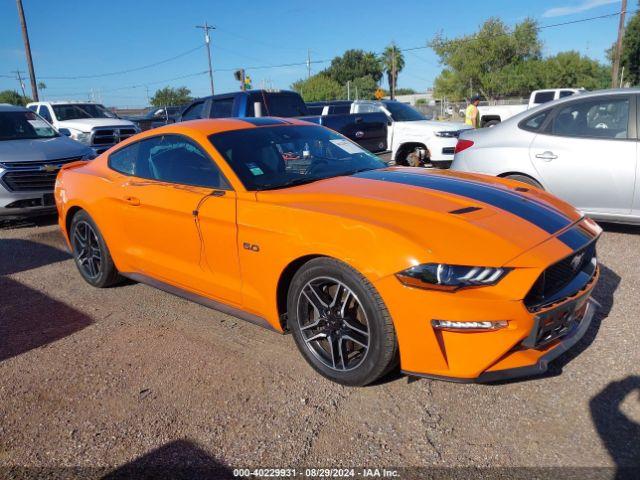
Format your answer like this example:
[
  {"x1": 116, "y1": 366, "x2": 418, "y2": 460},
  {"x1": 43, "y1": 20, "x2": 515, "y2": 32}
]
[
  {"x1": 383, "y1": 102, "x2": 426, "y2": 122},
  {"x1": 52, "y1": 104, "x2": 117, "y2": 121},
  {"x1": 0, "y1": 111, "x2": 59, "y2": 141},
  {"x1": 210, "y1": 125, "x2": 386, "y2": 191}
]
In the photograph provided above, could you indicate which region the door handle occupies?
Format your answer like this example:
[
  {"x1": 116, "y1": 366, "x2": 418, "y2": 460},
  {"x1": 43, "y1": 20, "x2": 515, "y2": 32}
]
[
  {"x1": 124, "y1": 196, "x2": 140, "y2": 206},
  {"x1": 535, "y1": 151, "x2": 558, "y2": 161}
]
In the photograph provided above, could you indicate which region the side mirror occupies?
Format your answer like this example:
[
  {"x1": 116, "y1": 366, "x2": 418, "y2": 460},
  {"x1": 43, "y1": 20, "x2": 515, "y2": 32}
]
[{"x1": 59, "y1": 128, "x2": 71, "y2": 136}]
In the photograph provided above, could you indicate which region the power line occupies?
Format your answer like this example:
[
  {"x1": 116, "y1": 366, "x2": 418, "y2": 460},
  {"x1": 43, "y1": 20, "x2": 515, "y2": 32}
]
[{"x1": 39, "y1": 44, "x2": 205, "y2": 80}]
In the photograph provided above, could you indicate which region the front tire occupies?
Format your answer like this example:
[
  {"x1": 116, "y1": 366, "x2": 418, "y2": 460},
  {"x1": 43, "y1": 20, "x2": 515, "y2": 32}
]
[
  {"x1": 287, "y1": 258, "x2": 398, "y2": 386},
  {"x1": 70, "y1": 210, "x2": 122, "y2": 288}
]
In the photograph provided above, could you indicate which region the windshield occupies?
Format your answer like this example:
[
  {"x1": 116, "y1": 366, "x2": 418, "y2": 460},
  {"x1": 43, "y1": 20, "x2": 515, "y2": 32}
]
[
  {"x1": 383, "y1": 101, "x2": 426, "y2": 122},
  {"x1": 209, "y1": 125, "x2": 385, "y2": 191},
  {"x1": 0, "y1": 111, "x2": 58, "y2": 141},
  {"x1": 52, "y1": 103, "x2": 117, "y2": 121}
]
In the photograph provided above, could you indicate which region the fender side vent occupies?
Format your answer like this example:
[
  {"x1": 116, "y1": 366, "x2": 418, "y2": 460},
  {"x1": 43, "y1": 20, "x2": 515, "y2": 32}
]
[
  {"x1": 515, "y1": 187, "x2": 529, "y2": 192},
  {"x1": 449, "y1": 206, "x2": 482, "y2": 215}
]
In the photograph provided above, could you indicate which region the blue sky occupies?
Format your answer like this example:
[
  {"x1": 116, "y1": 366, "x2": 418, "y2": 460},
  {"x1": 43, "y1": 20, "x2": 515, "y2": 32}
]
[{"x1": 0, "y1": 0, "x2": 626, "y2": 107}]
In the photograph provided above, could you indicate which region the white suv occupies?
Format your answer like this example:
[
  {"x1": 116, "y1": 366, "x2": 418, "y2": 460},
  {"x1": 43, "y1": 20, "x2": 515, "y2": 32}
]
[{"x1": 26, "y1": 101, "x2": 139, "y2": 154}]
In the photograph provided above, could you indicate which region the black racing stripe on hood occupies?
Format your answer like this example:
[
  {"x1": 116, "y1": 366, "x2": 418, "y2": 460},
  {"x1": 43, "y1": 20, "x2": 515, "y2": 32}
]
[
  {"x1": 353, "y1": 170, "x2": 572, "y2": 235},
  {"x1": 557, "y1": 223, "x2": 597, "y2": 250}
]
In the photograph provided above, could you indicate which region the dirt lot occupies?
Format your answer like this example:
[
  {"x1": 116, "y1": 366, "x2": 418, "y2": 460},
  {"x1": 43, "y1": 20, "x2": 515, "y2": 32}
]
[{"x1": 0, "y1": 216, "x2": 639, "y2": 479}]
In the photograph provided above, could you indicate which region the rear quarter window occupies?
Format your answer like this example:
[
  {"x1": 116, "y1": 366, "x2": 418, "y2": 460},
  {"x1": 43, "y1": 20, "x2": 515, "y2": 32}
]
[{"x1": 519, "y1": 110, "x2": 550, "y2": 132}]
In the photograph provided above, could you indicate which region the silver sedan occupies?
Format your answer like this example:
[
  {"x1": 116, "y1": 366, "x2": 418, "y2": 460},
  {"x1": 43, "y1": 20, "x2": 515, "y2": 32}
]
[{"x1": 451, "y1": 89, "x2": 639, "y2": 225}]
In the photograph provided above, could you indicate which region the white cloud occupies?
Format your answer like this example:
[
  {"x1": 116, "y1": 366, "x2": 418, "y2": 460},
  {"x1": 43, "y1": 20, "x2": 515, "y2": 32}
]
[{"x1": 543, "y1": 0, "x2": 619, "y2": 18}]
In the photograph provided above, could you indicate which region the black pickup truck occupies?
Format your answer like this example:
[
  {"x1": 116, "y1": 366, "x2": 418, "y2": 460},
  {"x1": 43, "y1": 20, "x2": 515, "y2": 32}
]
[{"x1": 177, "y1": 90, "x2": 388, "y2": 153}]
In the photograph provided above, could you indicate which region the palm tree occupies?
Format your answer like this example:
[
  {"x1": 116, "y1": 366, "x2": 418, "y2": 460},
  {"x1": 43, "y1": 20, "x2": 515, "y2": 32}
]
[{"x1": 381, "y1": 43, "x2": 405, "y2": 99}]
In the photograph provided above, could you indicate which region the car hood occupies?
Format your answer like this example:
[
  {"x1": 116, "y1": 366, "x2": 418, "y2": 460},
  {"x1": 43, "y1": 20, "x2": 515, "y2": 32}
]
[
  {"x1": 397, "y1": 120, "x2": 471, "y2": 134},
  {"x1": 57, "y1": 118, "x2": 136, "y2": 131},
  {"x1": 256, "y1": 167, "x2": 583, "y2": 267},
  {"x1": 0, "y1": 136, "x2": 91, "y2": 162}
]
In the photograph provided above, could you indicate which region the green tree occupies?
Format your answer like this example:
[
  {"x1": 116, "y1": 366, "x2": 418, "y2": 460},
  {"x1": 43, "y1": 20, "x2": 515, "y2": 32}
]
[
  {"x1": 621, "y1": 6, "x2": 640, "y2": 85},
  {"x1": 543, "y1": 51, "x2": 610, "y2": 90},
  {"x1": 350, "y1": 75, "x2": 378, "y2": 100},
  {"x1": 0, "y1": 90, "x2": 31, "y2": 106},
  {"x1": 380, "y1": 43, "x2": 405, "y2": 99},
  {"x1": 430, "y1": 18, "x2": 542, "y2": 100},
  {"x1": 150, "y1": 86, "x2": 192, "y2": 107},
  {"x1": 292, "y1": 74, "x2": 343, "y2": 101},
  {"x1": 324, "y1": 49, "x2": 383, "y2": 85}
]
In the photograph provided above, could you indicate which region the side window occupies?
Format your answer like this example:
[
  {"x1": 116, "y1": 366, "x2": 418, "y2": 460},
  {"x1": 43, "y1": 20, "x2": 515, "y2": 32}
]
[
  {"x1": 136, "y1": 135, "x2": 229, "y2": 189},
  {"x1": 38, "y1": 106, "x2": 52, "y2": 123},
  {"x1": 533, "y1": 91, "x2": 555, "y2": 104},
  {"x1": 519, "y1": 110, "x2": 550, "y2": 132},
  {"x1": 551, "y1": 97, "x2": 630, "y2": 139},
  {"x1": 27, "y1": 105, "x2": 37, "y2": 112},
  {"x1": 210, "y1": 98, "x2": 234, "y2": 118},
  {"x1": 108, "y1": 143, "x2": 138, "y2": 175},
  {"x1": 181, "y1": 102, "x2": 204, "y2": 120},
  {"x1": 559, "y1": 90, "x2": 575, "y2": 99}
]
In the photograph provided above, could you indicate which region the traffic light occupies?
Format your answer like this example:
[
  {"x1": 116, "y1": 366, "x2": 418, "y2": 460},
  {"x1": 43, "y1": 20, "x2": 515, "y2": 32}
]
[{"x1": 233, "y1": 69, "x2": 244, "y2": 82}]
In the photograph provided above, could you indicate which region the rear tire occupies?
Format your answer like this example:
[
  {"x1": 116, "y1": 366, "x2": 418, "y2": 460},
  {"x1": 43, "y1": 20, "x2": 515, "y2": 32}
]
[
  {"x1": 287, "y1": 258, "x2": 398, "y2": 386},
  {"x1": 504, "y1": 174, "x2": 544, "y2": 189},
  {"x1": 69, "y1": 210, "x2": 122, "y2": 288}
]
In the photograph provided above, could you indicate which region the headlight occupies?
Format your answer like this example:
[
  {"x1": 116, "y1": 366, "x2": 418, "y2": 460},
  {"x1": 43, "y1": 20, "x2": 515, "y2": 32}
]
[
  {"x1": 81, "y1": 151, "x2": 97, "y2": 161},
  {"x1": 434, "y1": 130, "x2": 460, "y2": 138},
  {"x1": 395, "y1": 263, "x2": 510, "y2": 291},
  {"x1": 69, "y1": 130, "x2": 92, "y2": 144}
]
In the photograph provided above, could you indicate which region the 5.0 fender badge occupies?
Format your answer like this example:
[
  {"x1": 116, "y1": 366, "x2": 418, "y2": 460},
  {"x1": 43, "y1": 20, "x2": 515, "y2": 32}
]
[{"x1": 243, "y1": 242, "x2": 260, "y2": 252}]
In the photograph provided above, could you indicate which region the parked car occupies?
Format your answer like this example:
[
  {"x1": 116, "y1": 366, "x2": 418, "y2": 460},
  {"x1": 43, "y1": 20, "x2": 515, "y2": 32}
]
[
  {"x1": 451, "y1": 88, "x2": 640, "y2": 225},
  {"x1": 177, "y1": 90, "x2": 388, "y2": 154},
  {"x1": 126, "y1": 105, "x2": 184, "y2": 131},
  {"x1": 0, "y1": 105, "x2": 94, "y2": 217},
  {"x1": 26, "y1": 101, "x2": 139, "y2": 154},
  {"x1": 477, "y1": 88, "x2": 583, "y2": 127},
  {"x1": 55, "y1": 118, "x2": 600, "y2": 386},
  {"x1": 350, "y1": 100, "x2": 471, "y2": 168}
]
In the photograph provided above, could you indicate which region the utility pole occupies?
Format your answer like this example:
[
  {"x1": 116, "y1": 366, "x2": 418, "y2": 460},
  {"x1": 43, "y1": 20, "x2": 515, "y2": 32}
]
[
  {"x1": 391, "y1": 48, "x2": 396, "y2": 100},
  {"x1": 15, "y1": 0, "x2": 38, "y2": 101},
  {"x1": 196, "y1": 21, "x2": 215, "y2": 95},
  {"x1": 307, "y1": 49, "x2": 311, "y2": 79},
  {"x1": 12, "y1": 70, "x2": 27, "y2": 98},
  {"x1": 612, "y1": 0, "x2": 628, "y2": 88}
]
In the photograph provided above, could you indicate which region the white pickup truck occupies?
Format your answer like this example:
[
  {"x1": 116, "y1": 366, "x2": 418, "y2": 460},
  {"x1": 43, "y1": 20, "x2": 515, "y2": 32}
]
[
  {"x1": 336, "y1": 100, "x2": 471, "y2": 168},
  {"x1": 26, "y1": 101, "x2": 139, "y2": 154},
  {"x1": 477, "y1": 88, "x2": 583, "y2": 127}
]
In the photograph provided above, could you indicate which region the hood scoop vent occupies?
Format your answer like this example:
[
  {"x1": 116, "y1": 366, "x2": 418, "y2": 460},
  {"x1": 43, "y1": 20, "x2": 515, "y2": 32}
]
[{"x1": 449, "y1": 206, "x2": 482, "y2": 215}]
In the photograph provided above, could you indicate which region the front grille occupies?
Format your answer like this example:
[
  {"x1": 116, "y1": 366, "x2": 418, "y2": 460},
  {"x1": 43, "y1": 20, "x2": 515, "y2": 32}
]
[
  {"x1": 91, "y1": 127, "x2": 137, "y2": 146},
  {"x1": 524, "y1": 242, "x2": 596, "y2": 311},
  {"x1": 0, "y1": 157, "x2": 82, "y2": 192}
]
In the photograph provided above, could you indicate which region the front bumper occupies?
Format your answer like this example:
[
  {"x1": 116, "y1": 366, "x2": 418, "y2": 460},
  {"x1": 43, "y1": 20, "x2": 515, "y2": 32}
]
[
  {"x1": 428, "y1": 136, "x2": 458, "y2": 166},
  {"x1": 375, "y1": 217, "x2": 600, "y2": 382},
  {"x1": 0, "y1": 185, "x2": 56, "y2": 217},
  {"x1": 403, "y1": 296, "x2": 596, "y2": 383}
]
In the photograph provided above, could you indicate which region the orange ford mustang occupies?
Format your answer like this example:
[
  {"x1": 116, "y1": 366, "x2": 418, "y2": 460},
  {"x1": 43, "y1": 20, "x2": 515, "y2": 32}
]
[{"x1": 55, "y1": 118, "x2": 601, "y2": 386}]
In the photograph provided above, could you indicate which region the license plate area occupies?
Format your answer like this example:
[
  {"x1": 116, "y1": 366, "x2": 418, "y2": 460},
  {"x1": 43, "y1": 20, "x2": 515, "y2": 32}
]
[{"x1": 523, "y1": 294, "x2": 589, "y2": 349}]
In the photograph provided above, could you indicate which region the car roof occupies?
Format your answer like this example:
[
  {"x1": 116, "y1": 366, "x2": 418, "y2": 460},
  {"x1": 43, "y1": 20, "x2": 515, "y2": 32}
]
[
  {"x1": 140, "y1": 117, "x2": 315, "y2": 137},
  {"x1": 0, "y1": 104, "x2": 28, "y2": 112},
  {"x1": 28, "y1": 100, "x2": 102, "y2": 105}
]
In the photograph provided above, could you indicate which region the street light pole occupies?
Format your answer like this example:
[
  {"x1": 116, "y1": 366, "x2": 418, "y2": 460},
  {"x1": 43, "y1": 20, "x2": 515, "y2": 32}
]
[
  {"x1": 612, "y1": 0, "x2": 628, "y2": 88},
  {"x1": 196, "y1": 22, "x2": 215, "y2": 95},
  {"x1": 15, "y1": 0, "x2": 38, "y2": 101}
]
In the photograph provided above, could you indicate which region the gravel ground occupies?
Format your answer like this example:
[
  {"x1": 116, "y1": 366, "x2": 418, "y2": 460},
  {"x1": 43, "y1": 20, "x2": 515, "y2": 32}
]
[{"x1": 0, "y1": 215, "x2": 638, "y2": 479}]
